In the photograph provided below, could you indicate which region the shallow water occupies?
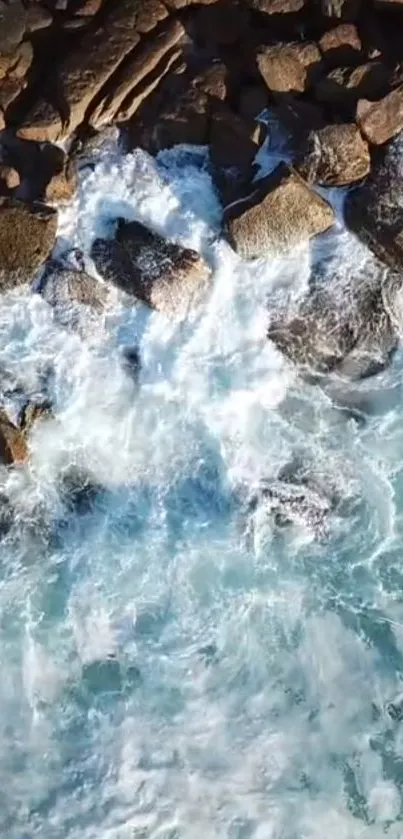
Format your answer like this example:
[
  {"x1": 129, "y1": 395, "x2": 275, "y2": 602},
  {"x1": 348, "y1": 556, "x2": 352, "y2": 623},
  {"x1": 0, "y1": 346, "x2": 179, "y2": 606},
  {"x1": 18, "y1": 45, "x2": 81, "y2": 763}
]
[{"x1": 2, "y1": 139, "x2": 403, "y2": 838}]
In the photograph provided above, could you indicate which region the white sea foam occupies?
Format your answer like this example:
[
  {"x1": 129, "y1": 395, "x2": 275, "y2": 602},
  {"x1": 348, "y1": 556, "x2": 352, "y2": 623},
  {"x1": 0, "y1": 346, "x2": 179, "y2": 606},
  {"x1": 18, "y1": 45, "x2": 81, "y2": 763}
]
[{"x1": 1, "y1": 137, "x2": 403, "y2": 839}]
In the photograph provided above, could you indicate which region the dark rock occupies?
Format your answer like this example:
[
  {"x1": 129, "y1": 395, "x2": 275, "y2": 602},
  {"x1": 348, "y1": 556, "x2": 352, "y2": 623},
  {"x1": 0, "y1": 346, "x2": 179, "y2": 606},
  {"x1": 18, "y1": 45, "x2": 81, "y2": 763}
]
[
  {"x1": 18, "y1": 400, "x2": 53, "y2": 432},
  {"x1": 191, "y1": 0, "x2": 250, "y2": 46},
  {"x1": 297, "y1": 123, "x2": 370, "y2": 186},
  {"x1": 209, "y1": 106, "x2": 262, "y2": 170},
  {"x1": 91, "y1": 218, "x2": 211, "y2": 316},
  {"x1": 256, "y1": 478, "x2": 332, "y2": 537},
  {"x1": 0, "y1": 492, "x2": 14, "y2": 537},
  {"x1": 0, "y1": 410, "x2": 28, "y2": 466},
  {"x1": 193, "y1": 63, "x2": 230, "y2": 102},
  {"x1": 0, "y1": 135, "x2": 76, "y2": 203},
  {"x1": 135, "y1": 87, "x2": 211, "y2": 152},
  {"x1": 387, "y1": 694, "x2": 403, "y2": 722},
  {"x1": 344, "y1": 138, "x2": 403, "y2": 271},
  {"x1": 237, "y1": 83, "x2": 268, "y2": 121},
  {"x1": 60, "y1": 465, "x2": 103, "y2": 514},
  {"x1": 224, "y1": 162, "x2": 335, "y2": 259},
  {"x1": 318, "y1": 23, "x2": 362, "y2": 67},
  {"x1": 317, "y1": 0, "x2": 362, "y2": 19},
  {"x1": 257, "y1": 42, "x2": 322, "y2": 95},
  {"x1": 357, "y1": 85, "x2": 403, "y2": 145},
  {"x1": 315, "y1": 61, "x2": 389, "y2": 109},
  {"x1": 267, "y1": 268, "x2": 402, "y2": 379},
  {"x1": 0, "y1": 197, "x2": 57, "y2": 289}
]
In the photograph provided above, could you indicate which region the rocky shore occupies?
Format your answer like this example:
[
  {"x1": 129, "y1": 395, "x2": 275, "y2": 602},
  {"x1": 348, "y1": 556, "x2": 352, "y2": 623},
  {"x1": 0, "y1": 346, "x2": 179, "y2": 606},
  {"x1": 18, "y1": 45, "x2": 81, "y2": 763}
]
[{"x1": 1, "y1": 0, "x2": 403, "y2": 487}]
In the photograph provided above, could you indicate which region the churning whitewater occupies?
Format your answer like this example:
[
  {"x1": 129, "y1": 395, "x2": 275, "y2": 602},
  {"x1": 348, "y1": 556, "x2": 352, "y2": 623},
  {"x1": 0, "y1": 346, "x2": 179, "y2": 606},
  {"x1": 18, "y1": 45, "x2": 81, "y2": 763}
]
[{"x1": 2, "y1": 135, "x2": 403, "y2": 839}]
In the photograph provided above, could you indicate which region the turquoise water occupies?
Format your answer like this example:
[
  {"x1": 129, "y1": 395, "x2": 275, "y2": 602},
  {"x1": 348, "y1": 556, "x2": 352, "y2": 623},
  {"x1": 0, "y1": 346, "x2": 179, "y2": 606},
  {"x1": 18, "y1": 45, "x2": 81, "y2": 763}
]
[{"x1": 1, "y1": 143, "x2": 403, "y2": 838}]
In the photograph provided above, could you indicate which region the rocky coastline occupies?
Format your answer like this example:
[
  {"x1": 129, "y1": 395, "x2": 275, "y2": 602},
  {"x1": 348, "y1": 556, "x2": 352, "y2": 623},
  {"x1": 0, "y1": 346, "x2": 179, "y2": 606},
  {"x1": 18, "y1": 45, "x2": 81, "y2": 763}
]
[{"x1": 1, "y1": 0, "x2": 403, "y2": 531}]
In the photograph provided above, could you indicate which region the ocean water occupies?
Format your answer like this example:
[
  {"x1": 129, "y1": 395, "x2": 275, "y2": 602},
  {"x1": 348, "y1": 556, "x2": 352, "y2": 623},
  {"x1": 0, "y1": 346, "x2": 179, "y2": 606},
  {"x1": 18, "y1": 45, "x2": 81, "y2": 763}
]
[{"x1": 2, "y1": 136, "x2": 403, "y2": 839}]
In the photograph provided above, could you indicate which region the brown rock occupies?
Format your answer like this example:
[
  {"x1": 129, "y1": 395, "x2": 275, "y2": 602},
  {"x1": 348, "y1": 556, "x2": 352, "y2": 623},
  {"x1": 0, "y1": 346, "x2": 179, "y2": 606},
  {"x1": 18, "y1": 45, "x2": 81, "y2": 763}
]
[
  {"x1": 17, "y1": 0, "x2": 169, "y2": 143},
  {"x1": 247, "y1": 0, "x2": 306, "y2": 12},
  {"x1": 0, "y1": 1, "x2": 26, "y2": 55},
  {"x1": 257, "y1": 42, "x2": 322, "y2": 95},
  {"x1": 89, "y1": 18, "x2": 185, "y2": 127},
  {"x1": 0, "y1": 410, "x2": 28, "y2": 466},
  {"x1": 138, "y1": 88, "x2": 211, "y2": 152},
  {"x1": 8, "y1": 41, "x2": 34, "y2": 81},
  {"x1": 357, "y1": 86, "x2": 403, "y2": 145},
  {"x1": 91, "y1": 219, "x2": 211, "y2": 316},
  {"x1": 0, "y1": 77, "x2": 24, "y2": 111},
  {"x1": 224, "y1": 163, "x2": 335, "y2": 259},
  {"x1": 297, "y1": 123, "x2": 370, "y2": 186},
  {"x1": 192, "y1": 0, "x2": 249, "y2": 46},
  {"x1": 0, "y1": 164, "x2": 20, "y2": 190},
  {"x1": 164, "y1": 0, "x2": 218, "y2": 6},
  {"x1": 0, "y1": 198, "x2": 57, "y2": 288},
  {"x1": 45, "y1": 155, "x2": 77, "y2": 203},
  {"x1": 193, "y1": 63, "x2": 229, "y2": 102},
  {"x1": 315, "y1": 61, "x2": 389, "y2": 107},
  {"x1": 19, "y1": 401, "x2": 53, "y2": 432},
  {"x1": 319, "y1": 24, "x2": 362, "y2": 66},
  {"x1": 25, "y1": 5, "x2": 53, "y2": 32},
  {"x1": 75, "y1": 0, "x2": 104, "y2": 14}
]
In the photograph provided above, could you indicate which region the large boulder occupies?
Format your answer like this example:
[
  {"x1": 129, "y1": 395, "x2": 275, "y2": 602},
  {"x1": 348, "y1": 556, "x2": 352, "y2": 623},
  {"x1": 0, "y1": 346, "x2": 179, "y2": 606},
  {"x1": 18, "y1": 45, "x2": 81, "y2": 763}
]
[
  {"x1": 257, "y1": 42, "x2": 322, "y2": 95},
  {"x1": 38, "y1": 255, "x2": 108, "y2": 330},
  {"x1": 0, "y1": 198, "x2": 57, "y2": 289},
  {"x1": 315, "y1": 61, "x2": 389, "y2": 109},
  {"x1": 344, "y1": 137, "x2": 403, "y2": 272},
  {"x1": 224, "y1": 163, "x2": 335, "y2": 259},
  {"x1": 91, "y1": 219, "x2": 211, "y2": 316},
  {"x1": 297, "y1": 123, "x2": 370, "y2": 186},
  {"x1": 317, "y1": 0, "x2": 362, "y2": 19},
  {"x1": 356, "y1": 85, "x2": 403, "y2": 145},
  {"x1": 318, "y1": 23, "x2": 362, "y2": 67},
  {"x1": 17, "y1": 0, "x2": 168, "y2": 142}
]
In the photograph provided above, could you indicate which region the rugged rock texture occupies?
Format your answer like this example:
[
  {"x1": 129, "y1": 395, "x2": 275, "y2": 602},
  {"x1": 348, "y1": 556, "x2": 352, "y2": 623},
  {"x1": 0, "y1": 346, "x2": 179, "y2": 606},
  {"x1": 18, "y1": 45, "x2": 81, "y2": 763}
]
[
  {"x1": 0, "y1": 410, "x2": 28, "y2": 466},
  {"x1": 345, "y1": 137, "x2": 403, "y2": 272},
  {"x1": 91, "y1": 219, "x2": 211, "y2": 316},
  {"x1": 0, "y1": 198, "x2": 57, "y2": 288},
  {"x1": 315, "y1": 61, "x2": 389, "y2": 109},
  {"x1": 357, "y1": 86, "x2": 403, "y2": 145},
  {"x1": 298, "y1": 123, "x2": 370, "y2": 186},
  {"x1": 257, "y1": 42, "x2": 322, "y2": 95},
  {"x1": 318, "y1": 23, "x2": 362, "y2": 66},
  {"x1": 225, "y1": 163, "x2": 335, "y2": 259},
  {"x1": 246, "y1": 0, "x2": 306, "y2": 11},
  {"x1": 39, "y1": 257, "x2": 107, "y2": 313}
]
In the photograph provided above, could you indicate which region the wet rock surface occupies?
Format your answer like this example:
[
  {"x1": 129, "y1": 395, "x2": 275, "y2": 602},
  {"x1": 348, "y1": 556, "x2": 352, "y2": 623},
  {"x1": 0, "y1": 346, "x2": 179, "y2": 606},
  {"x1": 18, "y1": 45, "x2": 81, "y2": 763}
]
[
  {"x1": 91, "y1": 218, "x2": 211, "y2": 315},
  {"x1": 0, "y1": 197, "x2": 57, "y2": 288}
]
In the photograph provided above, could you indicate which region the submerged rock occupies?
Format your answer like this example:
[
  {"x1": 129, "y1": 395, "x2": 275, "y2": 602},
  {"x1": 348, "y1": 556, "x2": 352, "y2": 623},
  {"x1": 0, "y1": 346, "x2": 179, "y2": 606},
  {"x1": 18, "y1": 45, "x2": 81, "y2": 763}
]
[
  {"x1": 39, "y1": 255, "x2": 107, "y2": 317},
  {"x1": 91, "y1": 219, "x2": 210, "y2": 316},
  {"x1": 0, "y1": 198, "x2": 57, "y2": 289},
  {"x1": 225, "y1": 163, "x2": 335, "y2": 259},
  {"x1": 268, "y1": 267, "x2": 402, "y2": 379}
]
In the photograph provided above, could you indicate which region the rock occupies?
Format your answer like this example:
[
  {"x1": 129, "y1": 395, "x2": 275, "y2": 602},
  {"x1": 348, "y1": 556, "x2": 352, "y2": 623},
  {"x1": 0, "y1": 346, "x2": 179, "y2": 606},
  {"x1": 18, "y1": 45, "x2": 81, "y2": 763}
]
[
  {"x1": 257, "y1": 42, "x2": 322, "y2": 95},
  {"x1": 246, "y1": 0, "x2": 306, "y2": 11},
  {"x1": 193, "y1": 63, "x2": 229, "y2": 102},
  {"x1": 0, "y1": 410, "x2": 28, "y2": 466},
  {"x1": 315, "y1": 61, "x2": 389, "y2": 108},
  {"x1": 237, "y1": 83, "x2": 268, "y2": 120},
  {"x1": 0, "y1": 163, "x2": 20, "y2": 190},
  {"x1": 136, "y1": 87, "x2": 211, "y2": 152},
  {"x1": 209, "y1": 107, "x2": 262, "y2": 170},
  {"x1": 39, "y1": 256, "x2": 107, "y2": 313},
  {"x1": 89, "y1": 18, "x2": 185, "y2": 127},
  {"x1": 17, "y1": 0, "x2": 169, "y2": 142},
  {"x1": 45, "y1": 154, "x2": 77, "y2": 203},
  {"x1": 0, "y1": 492, "x2": 14, "y2": 536},
  {"x1": 19, "y1": 400, "x2": 53, "y2": 432},
  {"x1": 224, "y1": 163, "x2": 335, "y2": 259},
  {"x1": 0, "y1": 198, "x2": 57, "y2": 289},
  {"x1": 91, "y1": 218, "x2": 211, "y2": 316},
  {"x1": 191, "y1": 0, "x2": 250, "y2": 46},
  {"x1": 267, "y1": 267, "x2": 401, "y2": 379},
  {"x1": 357, "y1": 85, "x2": 403, "y2": 145},
  {"x1": 344, "y1": 137, "x2": 403, "y2": 272},
  {"x1": 255, "y1": 478, "x2": 332, "y2": 537},
  {"x1": 297, "y1": 123, "x2": 370, "y2": 186},
  {"x1": 75, "y1": 0, "x2": 103, "y2": 14},
  {"x1": 319, "y1": 24, "x2": 362, "y2": 66}
]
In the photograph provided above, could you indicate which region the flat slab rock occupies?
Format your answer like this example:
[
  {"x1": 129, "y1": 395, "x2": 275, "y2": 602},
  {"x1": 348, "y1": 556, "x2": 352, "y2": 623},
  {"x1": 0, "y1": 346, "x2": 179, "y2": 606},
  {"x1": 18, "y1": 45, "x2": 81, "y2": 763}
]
[
  {"x1": 224, "y1": 163, "x2": 335, "y2": 259},
  {"x1": 0, "y1": 197, "x2": 57, "y2": 289},
  {"x1": 91, "y1": 219, "x2": 210, "y2": 316}
]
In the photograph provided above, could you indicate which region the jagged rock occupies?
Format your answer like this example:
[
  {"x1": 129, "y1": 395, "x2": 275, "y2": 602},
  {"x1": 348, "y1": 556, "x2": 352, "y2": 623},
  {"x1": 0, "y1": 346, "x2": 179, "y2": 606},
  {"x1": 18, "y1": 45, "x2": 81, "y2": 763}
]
[
  {"x1": 357, "y1": 85, "x2": 403, "y2": 145},
  {"x1": 319, "y1": 23, "x2": 362, "y2": 66},
  {"x1": 136, "y1": 87, "x2": 211, "y2": 152},
  {"x1": 19, "y1": 400, "x2": 53, "y2": 432},
  {"x1": 75, "y1": 0, "x2": 104, "y2": 14},
  {"x1": 345, "y1": 137, "x2": 403, "y2": 272},
  {"x1": 267, "y1": 267, "x2": 402, "y2": 379},
  {"x1": 0, "y1": 198, "x2": 57, "y2": 288},
  {"x1": 275, "y1": 97, "x2": 325, "y2": 140},
  {"x1": 0, "y1": 164, "x2": 20, "y2": 190},
  {"x1": 315, "y1": 61, "x2": 389, "y2": 108},
  {"x1": 91, "y1": 219, "x2": 211, "y2": 316},
  {"x1": 0, "y1": 410, "x2": 28, "y2": 466},
  {"x1": 224, "y1": 163, "x2": 334, "y2": 259},
  {"x1": 0, "y1": 135, "x2": 76, "y2": 203},
  {"x1": 257, "y1": 42, "x2": 322, "y2": 94},
  {"x1": 89, "y1": 18, "x2": 185, "y2": 127},
  {"x1": 45, "y1": 154, "x2": 77, "y2": 203},
  {"x1": 17, "y1": 0, "x2": 169, "y2": 142},
  {"x1": 297, "y1": 123, "x2": 370, "y2": 186}
]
